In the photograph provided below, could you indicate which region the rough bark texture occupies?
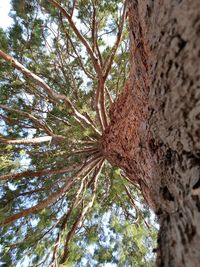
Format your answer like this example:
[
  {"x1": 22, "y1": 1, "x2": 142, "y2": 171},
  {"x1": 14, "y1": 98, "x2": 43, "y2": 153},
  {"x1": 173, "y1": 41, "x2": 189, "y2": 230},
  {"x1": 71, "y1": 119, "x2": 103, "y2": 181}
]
[{"x1": 102, "y1": 0, "x2": 200, "y2": 266}]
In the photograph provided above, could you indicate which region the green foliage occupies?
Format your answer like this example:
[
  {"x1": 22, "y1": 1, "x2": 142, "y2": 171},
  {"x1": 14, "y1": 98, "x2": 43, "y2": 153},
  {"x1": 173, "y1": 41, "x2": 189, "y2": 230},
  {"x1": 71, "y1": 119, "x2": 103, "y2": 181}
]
[{"x1": 0, "y1": 1, "x2": 157, "y2": 266}]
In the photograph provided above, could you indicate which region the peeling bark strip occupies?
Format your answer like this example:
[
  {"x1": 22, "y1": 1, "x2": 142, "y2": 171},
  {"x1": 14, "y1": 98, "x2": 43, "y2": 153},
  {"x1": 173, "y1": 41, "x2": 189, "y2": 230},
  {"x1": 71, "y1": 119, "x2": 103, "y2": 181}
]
[{"x1": 102, "y1": 0, "x2": 200, "y2": 266}]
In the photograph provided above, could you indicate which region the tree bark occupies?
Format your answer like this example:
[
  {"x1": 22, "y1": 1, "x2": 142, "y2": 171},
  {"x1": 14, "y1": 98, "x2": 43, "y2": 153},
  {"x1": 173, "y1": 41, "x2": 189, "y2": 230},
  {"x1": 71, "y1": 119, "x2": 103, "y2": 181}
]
[{"x1": 102, "y1": 0, "x2": 200, "y2": 266}]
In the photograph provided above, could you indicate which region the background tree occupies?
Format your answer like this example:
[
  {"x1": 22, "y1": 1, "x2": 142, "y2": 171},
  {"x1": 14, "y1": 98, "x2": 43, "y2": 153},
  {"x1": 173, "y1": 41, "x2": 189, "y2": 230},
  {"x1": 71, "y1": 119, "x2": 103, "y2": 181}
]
[{"x1": 0, "y1": 0, "x2": 157, "y2": 266}]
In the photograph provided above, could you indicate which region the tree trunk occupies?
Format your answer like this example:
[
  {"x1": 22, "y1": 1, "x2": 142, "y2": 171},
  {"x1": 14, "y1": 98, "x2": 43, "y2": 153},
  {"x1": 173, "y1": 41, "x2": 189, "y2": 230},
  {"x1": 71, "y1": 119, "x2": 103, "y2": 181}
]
[{"x1": 102, "y1": 0, "x2": 200, "y2": 266}]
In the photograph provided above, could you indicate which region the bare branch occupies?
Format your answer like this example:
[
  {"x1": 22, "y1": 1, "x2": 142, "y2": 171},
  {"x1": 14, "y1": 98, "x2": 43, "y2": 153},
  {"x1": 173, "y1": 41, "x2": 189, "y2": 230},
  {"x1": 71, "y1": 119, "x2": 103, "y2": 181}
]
[
  {"x1": 120, "y1": 171, "x2": 140, "y2": 190},
  {"x1": 0, "y1": 104, "x2": 53, "y2": 135},
  {"x1": 50, "y1": 232, "x2": 61, "y2": 266},
  {"x1": 0, "y1": 50, "x2": 101, "y2": 136},
  {"x1": 48, "y1": 113, "x2": 71, "y2": 127},
  {"x1": 0, "y1": 178, "x2": 75, "y2": 227},
  {"x1": 0, "y1": 135, "x2": 65, "y2": 145},
  {"x1": 103, "y1": 0, "x2": 127, "y2": 79},
  {"x1": 91, "y1": 1, "x2": 96, "y2": 53},
  {"x1": 105, "y1": 85, "x2": 114, "y2": 105},
  {"x1": 95, "y1": 80, "x2": 108, "y2": 131},
  {"x1": 95, "y1": 38, "x2": 103, "y2": 67},
  {"x1": 0, "y1": 165, "x2": 79, "y2": 181},
  {"x1": 60, "y1": 160, "x2": 104, "y2": 263},
  {"x1": 50, "y1": 174, "x2": 87, "y2": 266},
  {"x1": 0, "y1": 145, "x2": 103, "y2": 182},
  {"x1": 47, "y1": 0, "x2": 103, "y2": 77},
  {"x1": 100, "y1": 82, "x2": 108, "y2": 128},
  {"x1": 0, "y1": 113, "x2": 36, "y2": 130},
  {"x1": 60, "y1": 22, "x2": 97, "y2": 80},
  {"x1": 91, "y1": 0, "x2": 103, "y2": 67},
  {"x1": 72, "y1": 147, "x2": 99, "y2": 155},
  {"x1": 70, "y1": 0, "x2": 76, "y2": 18}
]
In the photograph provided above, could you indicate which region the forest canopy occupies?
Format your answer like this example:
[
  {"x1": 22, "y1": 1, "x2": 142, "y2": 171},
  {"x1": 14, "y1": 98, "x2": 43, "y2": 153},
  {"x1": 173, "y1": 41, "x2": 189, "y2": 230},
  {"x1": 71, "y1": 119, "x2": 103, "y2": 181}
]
[{"x1": 0, "y1": 0, "x2": 157, "y2": 266}]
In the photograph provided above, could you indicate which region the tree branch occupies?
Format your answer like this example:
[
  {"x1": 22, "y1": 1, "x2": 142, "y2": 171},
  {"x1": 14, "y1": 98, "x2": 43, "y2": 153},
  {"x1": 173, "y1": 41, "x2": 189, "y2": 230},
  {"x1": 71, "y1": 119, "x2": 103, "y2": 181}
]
[
  {"x1": 105, "y1": 85, "x2": 114, "y2": 105},
  {"x1": 91, "y1": 0, "x2": 103, "y2": 67},
  {"x1": 60, "y1": 160, "x2": 104, "y2": 263},
  {"x1": 0, "y1": 135, "x2": 65, "y2": 145},
  {"x1": 0, "y1": 49, "x2": 101, "y2": 136},
  {"x1": 103, "y1": 0, "x2": 127, "y2": 79},
  {"x1": 91, "y1": 1, "x2": 96, "y2": 53},
  {"x1": 60, "y1": 22, "x2": 97, "y2": 80},
  {"x1": 0, "y1": 165, "x2": 79, "y2": 181},
  {"x1": 0, "y1": 104, "x2": 53, "y2": 136},
  {"x1": 95, "y1": 80, "x2": 108, "y2": 131},
  {"x1": 47, "y1": 0, "x2": 103, "y2": 77},
  {"x1": 0, "y1": 177, "x2": 75, "y2": 227}
]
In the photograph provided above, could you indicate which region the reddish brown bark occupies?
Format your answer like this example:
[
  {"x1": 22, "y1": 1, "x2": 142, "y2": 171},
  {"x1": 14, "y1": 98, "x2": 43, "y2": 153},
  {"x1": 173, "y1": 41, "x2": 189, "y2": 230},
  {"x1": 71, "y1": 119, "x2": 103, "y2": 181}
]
[
  {"x1": 102, "y1": 0, "x2": 155, "y2": 208},
  {"x1": 102, "y1": 0, "x2": 200, "y2": 266}
]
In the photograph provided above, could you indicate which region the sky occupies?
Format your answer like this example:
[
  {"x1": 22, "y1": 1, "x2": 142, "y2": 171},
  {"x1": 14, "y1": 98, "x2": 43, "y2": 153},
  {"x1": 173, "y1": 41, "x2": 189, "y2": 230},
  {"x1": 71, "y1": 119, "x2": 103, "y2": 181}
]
[{"x1": 0, "y1": 0, "x2": 13, "y2": 29}]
